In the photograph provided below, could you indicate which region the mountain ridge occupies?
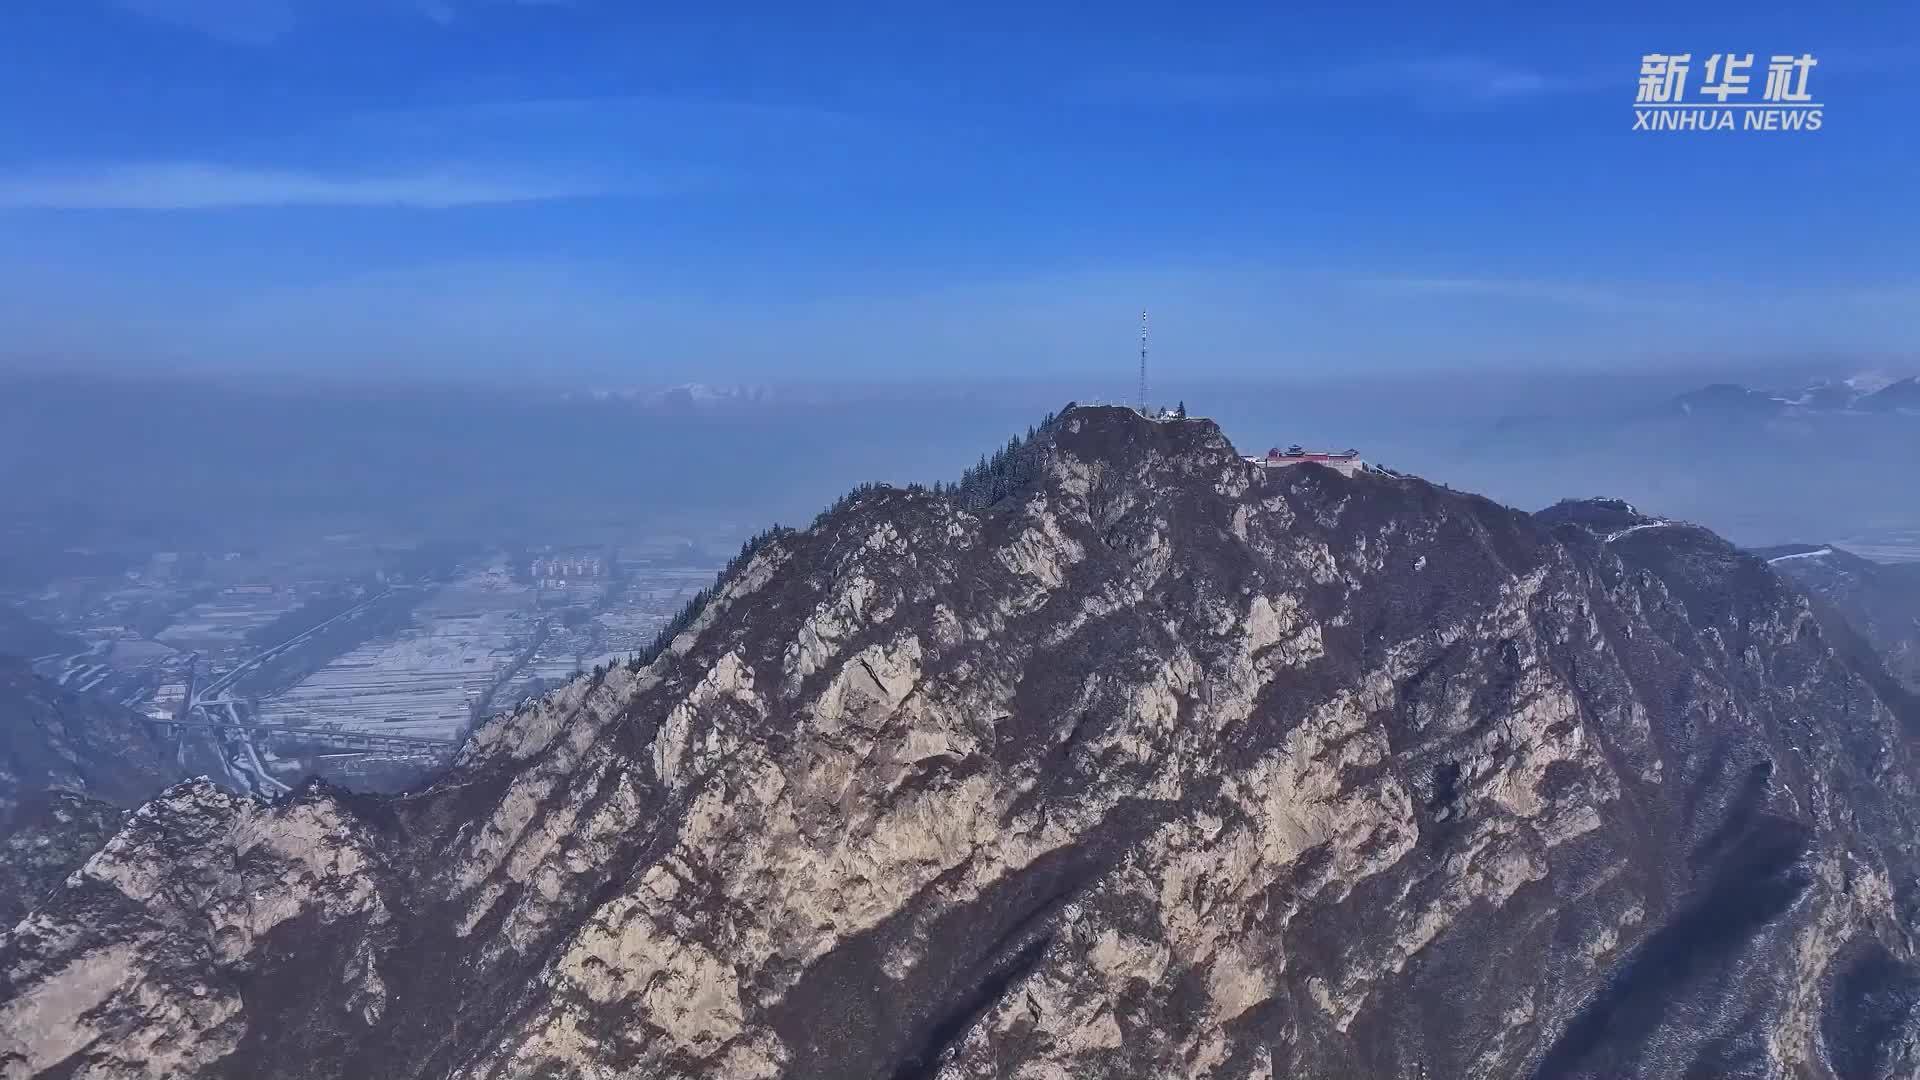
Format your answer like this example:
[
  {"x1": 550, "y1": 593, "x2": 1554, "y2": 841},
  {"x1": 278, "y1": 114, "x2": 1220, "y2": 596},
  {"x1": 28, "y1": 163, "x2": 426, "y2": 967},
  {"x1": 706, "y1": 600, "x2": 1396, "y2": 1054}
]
[
  {"x1": 1673, "y1": 373, "x2": 1920, "y2": 419},
  {"x1": 4, "y1": 406, "x2": 1919, "y2": 1079}
]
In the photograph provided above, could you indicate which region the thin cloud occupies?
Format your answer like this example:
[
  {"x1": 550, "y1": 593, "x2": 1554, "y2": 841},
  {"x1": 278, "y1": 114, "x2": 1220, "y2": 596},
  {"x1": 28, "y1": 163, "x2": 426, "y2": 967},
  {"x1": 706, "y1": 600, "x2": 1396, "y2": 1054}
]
[
  {"x1": 1326, "y1": 58, "x2": 1575, "y2": 105},
  {"x1": 116, "y1": 0, "x2": 295, "y2": 45},
  {"x1": 0, "y1": 162, "x2": 618, "y2": 210},
  {"x1": 417, "y1": 0, "x2": 578, "y2": 26},
  {"x1": 337, "y1": 97, "x2": 860, "y2": 191},
  {"x1": 115, "y1": 0, "x2": 580, "y2": 44},
  {"x1": 1078, "y1": 56, "x2": 1593, "y2": 110},
  {"x1": 363, "y1": 95, "x2": 853, "y2": 135},
  {"x1": 1072, "y1": 72, "x2": 1289, "y2": 108},
  {"x1": 1351, "y1": 274, "x2": 1705, "y2": 315}
]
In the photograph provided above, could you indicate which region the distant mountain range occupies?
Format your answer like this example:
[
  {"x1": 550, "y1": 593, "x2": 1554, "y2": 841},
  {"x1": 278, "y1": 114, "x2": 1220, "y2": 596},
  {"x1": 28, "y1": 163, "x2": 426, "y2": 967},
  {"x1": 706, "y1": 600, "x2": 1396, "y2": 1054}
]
[
  {"x1": 1674, "y1": 373, "x2": 1920, "y2": 419},
  {"x1": 569, "y1": 382, "x2": 781, "y2": 412}
]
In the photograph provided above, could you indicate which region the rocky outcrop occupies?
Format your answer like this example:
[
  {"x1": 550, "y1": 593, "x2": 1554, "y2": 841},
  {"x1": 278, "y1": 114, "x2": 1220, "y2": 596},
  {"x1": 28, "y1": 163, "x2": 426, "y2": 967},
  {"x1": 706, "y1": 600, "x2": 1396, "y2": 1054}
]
[{"x1": 5, "y1": 407, "x2": 1920, "y2": 1079}]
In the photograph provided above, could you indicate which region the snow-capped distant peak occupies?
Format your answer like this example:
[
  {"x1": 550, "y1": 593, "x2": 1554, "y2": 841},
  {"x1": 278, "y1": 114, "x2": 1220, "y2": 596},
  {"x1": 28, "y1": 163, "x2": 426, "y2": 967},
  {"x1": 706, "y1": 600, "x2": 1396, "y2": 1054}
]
[
  {"x1": 647, "y1": 382, "x2": 776, "y2": 407},
  {"x1": 1843, "y1": 371, "x2": 1898, "y2": 394},
  {"x1": 1674, "y1": 372, "x2": 1919, "y2": 417},
  {"x1": 563, "y1": 383, "x2": 781, "y2": 410}
]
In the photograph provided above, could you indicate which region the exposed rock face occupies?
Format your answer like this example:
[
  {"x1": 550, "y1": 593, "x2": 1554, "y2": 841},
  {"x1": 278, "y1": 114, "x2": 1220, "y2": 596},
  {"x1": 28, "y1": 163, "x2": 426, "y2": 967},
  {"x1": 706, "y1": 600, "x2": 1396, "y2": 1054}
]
[{"x1": 6, "y1": 407, "x2": 1920, "y2": 1079}]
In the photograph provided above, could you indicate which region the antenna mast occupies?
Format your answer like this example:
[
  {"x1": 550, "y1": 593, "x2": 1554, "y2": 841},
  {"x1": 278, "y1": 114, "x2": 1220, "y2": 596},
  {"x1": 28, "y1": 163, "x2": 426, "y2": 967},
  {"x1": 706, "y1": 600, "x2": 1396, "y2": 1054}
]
[{"x1": 1138, "y1": 309, "x2": 1149, "y2": 413}]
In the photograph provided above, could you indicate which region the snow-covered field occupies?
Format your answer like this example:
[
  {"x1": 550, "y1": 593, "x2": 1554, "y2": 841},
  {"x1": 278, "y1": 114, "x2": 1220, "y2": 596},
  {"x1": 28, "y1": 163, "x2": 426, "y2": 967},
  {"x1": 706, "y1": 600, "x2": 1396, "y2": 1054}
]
[
  {"x1": 256, "y1": 560, "x2": 722, "y2": 739},
  {"x1": 156, "y1": 592, "x2": 301, "y2": 647},
  {"x1": 258, "y1": 567, "x2": 535, "y2": 742}
]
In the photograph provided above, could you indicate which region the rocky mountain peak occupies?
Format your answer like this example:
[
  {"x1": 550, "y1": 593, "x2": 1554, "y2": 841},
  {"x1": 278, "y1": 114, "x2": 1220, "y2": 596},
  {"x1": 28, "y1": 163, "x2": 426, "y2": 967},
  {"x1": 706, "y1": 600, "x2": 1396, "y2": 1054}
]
[
  {"x1": 5, "y1": 404, "x2": 1920, "y2": 1079},
  {"x1": 1535, "y1": 496, "x2": 1648, "y2": 535}
]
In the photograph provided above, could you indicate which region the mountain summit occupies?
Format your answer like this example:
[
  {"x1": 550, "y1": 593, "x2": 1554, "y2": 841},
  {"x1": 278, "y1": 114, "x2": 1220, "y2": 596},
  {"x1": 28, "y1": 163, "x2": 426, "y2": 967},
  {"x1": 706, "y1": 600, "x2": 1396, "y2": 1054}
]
[{"x1": 4, "y1": 406, "x2": 1919, "y2": 1079}]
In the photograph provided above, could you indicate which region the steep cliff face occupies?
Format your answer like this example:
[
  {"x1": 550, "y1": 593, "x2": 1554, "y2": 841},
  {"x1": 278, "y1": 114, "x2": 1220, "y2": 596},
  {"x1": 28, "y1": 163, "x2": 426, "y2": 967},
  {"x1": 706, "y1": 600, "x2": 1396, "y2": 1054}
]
[{"x1": 6, "y1": 407, "x2": 1920, "y2": 1080}]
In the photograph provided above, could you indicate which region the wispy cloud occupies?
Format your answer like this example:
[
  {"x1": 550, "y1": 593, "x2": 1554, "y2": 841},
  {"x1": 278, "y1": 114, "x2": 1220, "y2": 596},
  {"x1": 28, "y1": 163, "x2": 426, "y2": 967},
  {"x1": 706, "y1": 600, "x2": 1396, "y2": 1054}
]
[
  {"x1": 336, "y1": 96, "x2": 861, "y2": 193},
  {"x1": 1077, "y1": 56, "x2": 1594, "y2": 110},
  {"x1": 117, "y1": 0, "x2": 295, "y2": 45},
  {"x1": 1073, "y1": 72, "x2": 1288, "y2": 108},
  {"x1": 359, "y1": 95, "x2": 853, "y2": 138},
  {"x1": 1349, "y1": 274, "x2": 1701, "y2": 314},
  {"x1": 416, "y1": 0, "x2": 578, "y2": 27},
  {"x1": 1327, "y1": 58, "x2": 1579, "y2": 105},
  {"x1": 0, "y1": 162, "x2": 619, "y2": 210},
  {"x1": 115, "y1": 0, "x2": 578, "y2": 44}
]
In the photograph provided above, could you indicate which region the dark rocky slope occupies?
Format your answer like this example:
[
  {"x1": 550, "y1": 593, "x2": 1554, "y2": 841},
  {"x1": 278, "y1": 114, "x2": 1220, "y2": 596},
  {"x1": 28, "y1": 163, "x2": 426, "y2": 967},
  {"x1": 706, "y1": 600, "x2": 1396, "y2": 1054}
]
[
  {"x1": 0, "y1": 656, "x2": 184, "y2": 938},
  {"x1": 0, "y1": 655, "x2": 183, "y2": 816},
  {"x1": 0, "y1": 607, "x2": 80, "y2": 663},
  {"x1": 1756, "y1": 545, "x2": 1920, "y2": 696},
  {"x1": 4, "y1": 406, "x2": 1920, "y2": 1079},
  {"x1": 0, "y1": 792, "x2": 125, "y2": 927}
]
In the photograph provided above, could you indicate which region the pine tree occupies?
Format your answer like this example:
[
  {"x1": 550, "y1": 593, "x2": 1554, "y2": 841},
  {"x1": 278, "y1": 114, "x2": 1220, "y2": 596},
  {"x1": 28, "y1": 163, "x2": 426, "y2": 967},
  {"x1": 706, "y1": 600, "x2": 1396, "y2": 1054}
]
[
  {"x1": 944, "y1": 409, "x2": 1062, "y2": 510},
  {"x1": 629, "y1": 409, "x2": 1070, "y2": 674},
  {"x1": 628, "y1": 524, "x2": 791, "y2": 672}
]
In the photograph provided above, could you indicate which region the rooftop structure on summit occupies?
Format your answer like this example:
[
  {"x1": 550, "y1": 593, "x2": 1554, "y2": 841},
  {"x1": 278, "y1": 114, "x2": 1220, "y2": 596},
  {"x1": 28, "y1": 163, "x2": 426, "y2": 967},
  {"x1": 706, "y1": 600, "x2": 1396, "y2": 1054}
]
[
  {"x1": 1138, "y1": 308, "x2": 1149, "y2": 412},
  {"x1": 1248, "y1": 444, "x2": 1367, "y2": 477}
]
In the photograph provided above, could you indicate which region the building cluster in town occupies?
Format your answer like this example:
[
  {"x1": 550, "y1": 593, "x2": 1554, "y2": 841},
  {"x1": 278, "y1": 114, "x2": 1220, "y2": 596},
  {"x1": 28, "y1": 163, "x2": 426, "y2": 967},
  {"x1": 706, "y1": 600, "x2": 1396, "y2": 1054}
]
[{"x1": 529, "y1": 553, "x2": 608, "y2": 588}]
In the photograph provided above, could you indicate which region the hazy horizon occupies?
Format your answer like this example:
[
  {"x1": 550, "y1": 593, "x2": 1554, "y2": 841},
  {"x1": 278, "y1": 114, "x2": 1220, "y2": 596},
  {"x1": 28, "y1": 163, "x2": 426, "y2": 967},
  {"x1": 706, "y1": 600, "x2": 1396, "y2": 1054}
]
[{"x1": 5, "y1": 365, "x2": 1917, "y2": 570}]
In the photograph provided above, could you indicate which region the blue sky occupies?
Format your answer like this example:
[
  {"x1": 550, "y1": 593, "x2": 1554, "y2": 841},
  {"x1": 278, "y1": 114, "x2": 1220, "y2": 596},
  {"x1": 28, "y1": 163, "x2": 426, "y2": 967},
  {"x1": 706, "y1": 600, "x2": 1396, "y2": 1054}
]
[{"x1": 0, "y1": 1, "x2": 1914, "y2": 383}]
